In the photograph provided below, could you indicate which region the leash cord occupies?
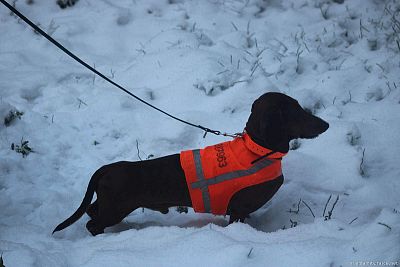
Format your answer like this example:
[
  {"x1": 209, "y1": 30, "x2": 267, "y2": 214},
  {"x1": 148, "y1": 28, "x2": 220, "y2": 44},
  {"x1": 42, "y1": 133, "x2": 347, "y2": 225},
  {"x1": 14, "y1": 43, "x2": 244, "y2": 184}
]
[
  {"x1": 250, "y1": 151, "x2": 277, "y2": 165},
  {"x1": 0, "y1": 0, "x2": 240, "y2": 138}
]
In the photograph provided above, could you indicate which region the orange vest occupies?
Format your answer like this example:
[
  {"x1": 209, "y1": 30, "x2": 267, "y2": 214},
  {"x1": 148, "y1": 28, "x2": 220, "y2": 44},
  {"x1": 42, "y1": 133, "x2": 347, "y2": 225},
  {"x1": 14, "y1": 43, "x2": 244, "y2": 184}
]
[{"x1": 180, "y1": 133, "x2": 286, "y2": 215}]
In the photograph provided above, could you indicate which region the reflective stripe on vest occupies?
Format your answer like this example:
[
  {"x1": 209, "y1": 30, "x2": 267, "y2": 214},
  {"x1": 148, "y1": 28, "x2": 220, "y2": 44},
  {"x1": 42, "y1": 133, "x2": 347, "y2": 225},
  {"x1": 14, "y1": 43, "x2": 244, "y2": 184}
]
[
  {"x1": 192, "y1": 149, "x2": 212, "y2": 212},
  {"x1": 191, "y1": 149, "x2": 274, "y2": 213}
]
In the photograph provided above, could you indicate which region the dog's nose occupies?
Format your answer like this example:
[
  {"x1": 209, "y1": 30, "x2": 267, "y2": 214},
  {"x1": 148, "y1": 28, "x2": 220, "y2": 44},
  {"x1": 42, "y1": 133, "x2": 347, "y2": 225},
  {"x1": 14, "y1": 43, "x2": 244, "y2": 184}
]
[
  {"x1": 321, "y1": 120, "x2": 329, "y2": 132},
  {"x1": 315, "y1": 119, "x2": 329, "y2": 135}
]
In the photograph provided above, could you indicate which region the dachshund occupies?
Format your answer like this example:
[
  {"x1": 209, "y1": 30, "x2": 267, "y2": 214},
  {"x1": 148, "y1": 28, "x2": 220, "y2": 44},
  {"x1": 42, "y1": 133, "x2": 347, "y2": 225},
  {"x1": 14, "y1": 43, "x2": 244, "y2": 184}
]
[{"x1": 53, "y1": 92, "x2": 329, "y2": 236}]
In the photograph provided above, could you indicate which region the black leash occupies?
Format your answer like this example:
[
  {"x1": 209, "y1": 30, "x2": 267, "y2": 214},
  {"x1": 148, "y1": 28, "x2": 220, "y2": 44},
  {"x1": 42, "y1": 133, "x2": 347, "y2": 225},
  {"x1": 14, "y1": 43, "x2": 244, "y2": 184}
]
[
  {"x1": 0, "y1": 0, "x2": 240, "y2": 138},
  {"x1": 250, "y1": 151, "x2": 279, "y2": 164}
]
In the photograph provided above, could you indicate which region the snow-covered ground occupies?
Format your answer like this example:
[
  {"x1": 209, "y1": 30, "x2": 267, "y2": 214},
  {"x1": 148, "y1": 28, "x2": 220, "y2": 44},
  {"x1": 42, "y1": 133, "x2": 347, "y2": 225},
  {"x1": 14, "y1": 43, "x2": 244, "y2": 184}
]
[{"x1": 1, "y1": 0, "x2": 399, "y2": 266}]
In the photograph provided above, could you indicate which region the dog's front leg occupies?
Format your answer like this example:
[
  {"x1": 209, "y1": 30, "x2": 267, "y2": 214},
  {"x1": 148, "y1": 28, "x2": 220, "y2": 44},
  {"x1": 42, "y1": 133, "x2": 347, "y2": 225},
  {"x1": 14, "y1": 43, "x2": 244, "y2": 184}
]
[
  {"x1": 227, "y1": 176, "x2": 284, "y2": 224},
  {"x1": 228, "y1": 215, "x2": 249, "y2": 224}
]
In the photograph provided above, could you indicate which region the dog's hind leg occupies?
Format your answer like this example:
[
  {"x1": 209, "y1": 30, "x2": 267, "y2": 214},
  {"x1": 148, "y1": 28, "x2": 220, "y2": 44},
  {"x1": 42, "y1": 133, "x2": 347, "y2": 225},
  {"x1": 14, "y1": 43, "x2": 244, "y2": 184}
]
[
  {"x1": 86, "y1": 204, "x2": 135, "y2": 236},
  {"x1": 86, "y1": 184, "x2": 137, "y2": 235},
  {"x1": 86, "y1": 200, "x2": 98, "y2": 219},
  {"x1": 86, "y1": 219, "x2": 104, "y2": 236}
]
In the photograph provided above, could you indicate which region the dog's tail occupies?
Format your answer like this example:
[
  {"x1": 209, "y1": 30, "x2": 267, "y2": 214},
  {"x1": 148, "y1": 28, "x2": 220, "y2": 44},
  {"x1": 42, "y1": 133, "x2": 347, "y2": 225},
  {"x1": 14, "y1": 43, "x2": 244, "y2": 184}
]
[{"x1": 52, "y1": 167, "x2": 105, "y2": 234}]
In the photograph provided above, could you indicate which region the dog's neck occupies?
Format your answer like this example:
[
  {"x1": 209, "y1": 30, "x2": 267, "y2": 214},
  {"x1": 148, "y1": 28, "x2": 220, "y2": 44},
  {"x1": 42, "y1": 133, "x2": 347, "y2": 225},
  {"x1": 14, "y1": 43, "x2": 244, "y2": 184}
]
[
  {"x1": 243, "y1": 133, "x2": 287, "y2": 158},
  {"x1": 246, "y1": 131, "x2": 289, "y2": 154}
]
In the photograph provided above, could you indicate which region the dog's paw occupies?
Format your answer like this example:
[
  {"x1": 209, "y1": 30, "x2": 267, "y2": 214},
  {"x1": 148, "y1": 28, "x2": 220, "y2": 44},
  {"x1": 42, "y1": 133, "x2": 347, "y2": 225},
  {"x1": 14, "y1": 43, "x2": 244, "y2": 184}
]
[{"x1": 86, "y1": 220, "x2": 104, "y2": 236}]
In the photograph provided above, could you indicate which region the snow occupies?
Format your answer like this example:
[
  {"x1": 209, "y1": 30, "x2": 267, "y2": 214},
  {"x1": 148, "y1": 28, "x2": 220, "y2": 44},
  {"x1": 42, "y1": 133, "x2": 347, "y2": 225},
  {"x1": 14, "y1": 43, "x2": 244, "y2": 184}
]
[{"x1": 1, "y1": 0, "x2": 400, "y2": 266}]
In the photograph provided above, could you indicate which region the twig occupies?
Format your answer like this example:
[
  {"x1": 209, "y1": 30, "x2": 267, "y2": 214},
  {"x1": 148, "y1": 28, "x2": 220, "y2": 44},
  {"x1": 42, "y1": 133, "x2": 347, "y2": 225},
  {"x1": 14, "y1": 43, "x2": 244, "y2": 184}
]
[
  {"x1": 288, "y1": 198, "x2": 301, "y2": 214},
  {"x1": 349, "y1": 217, "x2": 358, "y2": 225},
  {"x1": 231, "y1": 80, "x2": 248, "y2": 86},
  {"x1": 320, "y1": 5, "x2": 329, "y2": 20},
  {"x1": 296, "y1": 46, "x2": 303, "y2": 74},
  {"x1": 377, "y1": 222, "x2": 392, "y2": 230},
  {"x1": 136, "y1": 139, "x2": 143, "y2": 161},
  {"x1": 136, "y1": 49, "x2": 146, "y2": 55},
  {"x1": 247, "y1": 247, "x2": 253, "y2": 258},
  {"x1": 301, "y1": 200, "x2": 315, "y2": 218},
  {"x1": 77, "y1": 98, "x2": 87, "y2": 109},
  {"x1": 386, "y1": 81, "x2": 392, "y2": 93},
  {"x1": 243, "y1": 49, "x2": 253, "y2": 56},
  {"x1": 47, "y1": 19, "x2": 59, "y2": 36},
  {"x1": 323, "y1": 195, "x2": 332, "y2": 217},
  {"x1": 296, "y1": 198, "x2": 301, "y2": 213},
  {"x1": 258, "y1": 65, "x2": 273, "y2": 77},
  {"x1": 348, "y1": 91, "x2": 352, "y2": 102},
  {"x1": 359, "y1": 19, "x2": 369, "y2": 39},
  {"x1": 242, "y1": 57, "x2": 250, "y2": 64},
  {"x1": 250, "y1": 62, "x2": 259, "y2": 76},
  {"x1": 326, "y1": 195, "x2": 339, "y2": 220},
  {"x1": 359, "y1": 148, "x2": 366, "y2": 177},
  {"x1": 231, "y1": 22, "x2": 238, "y2": 31},
  {"x1": 256, "y1": 47, "x2": 267, "y2": 58},
  {"x1": 273, "y1": 38, "x2": 288, "y2": 53},
  {"x1": 376, "y1": 63, "x2": 385, "y2": 72},
  {"x1": 303, "y1": 41, "x2": 310, "y2": 53},
  {"x1": 342, "y1": 91, "x2": 353, "y2": 105},
  {"x1": 217, "y1": 69, "x2": 229, "y2": 75}
]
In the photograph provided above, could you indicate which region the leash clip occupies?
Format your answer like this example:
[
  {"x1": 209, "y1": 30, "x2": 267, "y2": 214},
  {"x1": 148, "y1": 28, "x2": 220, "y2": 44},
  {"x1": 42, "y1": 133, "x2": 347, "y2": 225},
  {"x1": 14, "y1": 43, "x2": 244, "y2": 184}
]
[{"x1": 202, "y1": 128, "x2": 221, "y2": 138}]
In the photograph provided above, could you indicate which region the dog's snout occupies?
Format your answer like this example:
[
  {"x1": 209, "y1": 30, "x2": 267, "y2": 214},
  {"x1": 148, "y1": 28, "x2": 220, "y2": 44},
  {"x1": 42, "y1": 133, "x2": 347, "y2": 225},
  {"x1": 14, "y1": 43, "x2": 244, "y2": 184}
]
[
  {"x1": 309, "y1": 116, "x2": 329, "y2": 137},
  {"x1": 321, "y1": 119, "x2": 329, "y2": 132},
  {"x1": 295, "y1": 112, "x2": 329, "y2": 139}
]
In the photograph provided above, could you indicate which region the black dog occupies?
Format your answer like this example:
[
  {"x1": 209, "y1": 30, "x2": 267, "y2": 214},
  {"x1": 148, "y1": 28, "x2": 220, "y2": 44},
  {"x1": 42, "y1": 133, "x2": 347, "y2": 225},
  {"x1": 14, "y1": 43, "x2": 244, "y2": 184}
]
[{"x1": 53, "y1": 92, "x2": 329, "y2": 236}]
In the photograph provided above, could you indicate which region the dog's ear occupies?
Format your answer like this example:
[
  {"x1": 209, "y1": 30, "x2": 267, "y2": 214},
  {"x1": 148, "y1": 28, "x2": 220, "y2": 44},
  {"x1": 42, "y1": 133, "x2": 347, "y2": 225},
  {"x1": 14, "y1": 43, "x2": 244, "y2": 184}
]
[
  {"x1": 246, "y1": 100, "x2": 289, "y2": 153},
  {"x1": 261, "y1": 107, "x2": 290, "y2": 152}
]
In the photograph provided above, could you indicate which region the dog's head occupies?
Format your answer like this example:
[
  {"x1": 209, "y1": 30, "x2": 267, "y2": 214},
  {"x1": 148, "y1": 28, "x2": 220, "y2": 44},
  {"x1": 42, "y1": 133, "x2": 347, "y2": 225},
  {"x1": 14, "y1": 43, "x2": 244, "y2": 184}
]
[{"x1": 245, "y1": 92, "x2": 329, "y2": 153}]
